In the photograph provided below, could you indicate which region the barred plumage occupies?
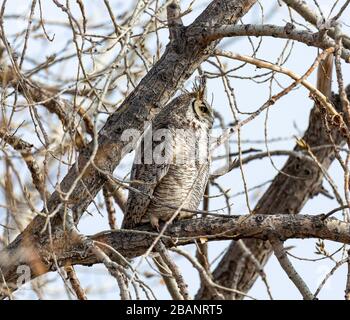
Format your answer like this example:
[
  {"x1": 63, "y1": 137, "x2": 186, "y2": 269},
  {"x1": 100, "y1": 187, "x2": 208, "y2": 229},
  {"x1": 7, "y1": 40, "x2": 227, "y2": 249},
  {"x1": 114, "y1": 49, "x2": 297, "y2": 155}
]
[{"x1": 122, "y1": 91, "x2": 214, "y2": 230}]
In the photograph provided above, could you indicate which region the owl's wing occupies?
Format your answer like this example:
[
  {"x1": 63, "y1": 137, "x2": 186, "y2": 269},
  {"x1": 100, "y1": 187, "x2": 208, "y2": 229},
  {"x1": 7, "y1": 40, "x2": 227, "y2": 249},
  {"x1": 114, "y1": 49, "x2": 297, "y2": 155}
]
[{"x1": 121, "y1": 127, "x2": 174, "y2": 229}]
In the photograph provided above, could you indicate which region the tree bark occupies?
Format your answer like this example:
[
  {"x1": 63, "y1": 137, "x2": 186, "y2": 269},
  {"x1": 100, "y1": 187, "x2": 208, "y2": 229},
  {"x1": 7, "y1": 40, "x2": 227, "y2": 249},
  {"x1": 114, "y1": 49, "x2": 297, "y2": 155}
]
[{"x1": 1, "y1": 213, "x2": 349, "y2": 298}]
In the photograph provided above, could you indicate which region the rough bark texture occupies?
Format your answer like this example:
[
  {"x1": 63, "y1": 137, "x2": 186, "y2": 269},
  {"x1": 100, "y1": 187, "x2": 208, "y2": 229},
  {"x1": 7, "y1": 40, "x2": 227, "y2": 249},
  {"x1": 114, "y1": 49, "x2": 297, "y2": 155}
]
[{"x1": 1, "y1": 213, "x2": 349, "y2": 295}]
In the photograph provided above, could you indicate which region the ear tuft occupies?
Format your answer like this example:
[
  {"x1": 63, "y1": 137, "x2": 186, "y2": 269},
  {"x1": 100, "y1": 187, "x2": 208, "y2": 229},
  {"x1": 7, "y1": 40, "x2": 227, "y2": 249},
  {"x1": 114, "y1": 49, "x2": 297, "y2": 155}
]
[{"x1": 192, "y1": 76, "x2": 207, "y2": 101}]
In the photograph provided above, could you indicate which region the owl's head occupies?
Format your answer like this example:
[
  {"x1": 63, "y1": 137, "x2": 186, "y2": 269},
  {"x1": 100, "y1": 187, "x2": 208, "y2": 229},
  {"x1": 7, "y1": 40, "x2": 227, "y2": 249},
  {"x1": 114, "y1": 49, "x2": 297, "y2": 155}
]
[
  {"x1": 156, "y1": 87, "x2": 214, "y2": 130},
  {"x1": 189, "y1": 77, "x2": 214, "y2": 128},
  {"x1": 191, "y1": 97, "x2": 214, "y2": 128}
]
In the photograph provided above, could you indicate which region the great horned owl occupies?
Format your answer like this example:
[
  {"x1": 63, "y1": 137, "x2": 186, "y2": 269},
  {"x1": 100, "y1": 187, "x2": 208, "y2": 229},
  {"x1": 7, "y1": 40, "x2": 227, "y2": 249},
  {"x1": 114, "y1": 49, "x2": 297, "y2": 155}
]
[{"x1": 121, "y1": 90, "x2": 214, "y2": 230}]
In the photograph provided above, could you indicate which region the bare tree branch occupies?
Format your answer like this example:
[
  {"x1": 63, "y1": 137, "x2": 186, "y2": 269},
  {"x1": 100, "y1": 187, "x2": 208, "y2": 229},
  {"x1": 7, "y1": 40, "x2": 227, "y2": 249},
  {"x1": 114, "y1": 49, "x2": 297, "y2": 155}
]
[
  {"x1": 204, "y1": 24, "x2": 350, "y2": 62},
  {"x1": 1, "y1": 213, "x2": 350, "y2": 298},
  {"x1": 269, "y1": 237, "x2": 314, "y2": 300}
]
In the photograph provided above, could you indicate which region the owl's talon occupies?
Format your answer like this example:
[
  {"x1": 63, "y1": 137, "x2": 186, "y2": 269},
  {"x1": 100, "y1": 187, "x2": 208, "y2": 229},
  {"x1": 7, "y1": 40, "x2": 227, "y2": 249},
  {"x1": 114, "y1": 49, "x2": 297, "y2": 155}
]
[{"x1": 150, "y1": 215, "x2": 160, "y2": 231}]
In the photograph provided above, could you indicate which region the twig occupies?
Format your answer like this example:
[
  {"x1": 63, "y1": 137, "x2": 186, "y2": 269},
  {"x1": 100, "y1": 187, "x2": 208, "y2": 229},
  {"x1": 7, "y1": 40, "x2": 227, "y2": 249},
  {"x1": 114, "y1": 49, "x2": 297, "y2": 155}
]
[
  {"x1": 156, "y1": 242, "x2": 190, "y2": 300},
  {"x1": 269, "y1": 237, "x2": 314, "y2": 300},
  {"x1": 282, "y1": 0, "x2": 350, "y2": 50},
  {"x1": 314, "y1": 257, "x2": 348, "y2": 298},
  {"x1": 321, "y1": 205, "x2": 349, "y2": 220},
  {"x1": 345, "y1": 250, "x2": 350, "y2": 300},
  {"x1": 173, "y1": 247, "x2": 257, "y2": 300},
  {"x1": 152, "y1": 256, "x2": 183, "y2": 300},
  {"x1": 64, "y1": 265, "x2": 87, "y2": 300},
  {"x1": 235, "y1": 240, "x2": 273, "y2": 299},
  {"x1": 103, "y1": 185, "x2": 117, "y2": 229}
]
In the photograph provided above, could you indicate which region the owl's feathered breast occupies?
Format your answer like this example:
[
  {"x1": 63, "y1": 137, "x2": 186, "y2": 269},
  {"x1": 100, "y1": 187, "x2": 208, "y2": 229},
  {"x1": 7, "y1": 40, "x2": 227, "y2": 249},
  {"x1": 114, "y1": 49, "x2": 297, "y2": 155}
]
[{"x1": 122, "y1": 94, "x2": 211, "y2": 229}]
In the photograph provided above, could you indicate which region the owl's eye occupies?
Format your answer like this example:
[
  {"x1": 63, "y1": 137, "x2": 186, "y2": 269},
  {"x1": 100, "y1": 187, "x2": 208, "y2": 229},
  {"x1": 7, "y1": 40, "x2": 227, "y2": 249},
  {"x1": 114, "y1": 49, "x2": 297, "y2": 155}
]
[
  {"x1": 199, "y1": 105, "x2": 208, "y2": 113},
  {"x1": 193, "y1": 99, "x2": 212, "y2": 119}
]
